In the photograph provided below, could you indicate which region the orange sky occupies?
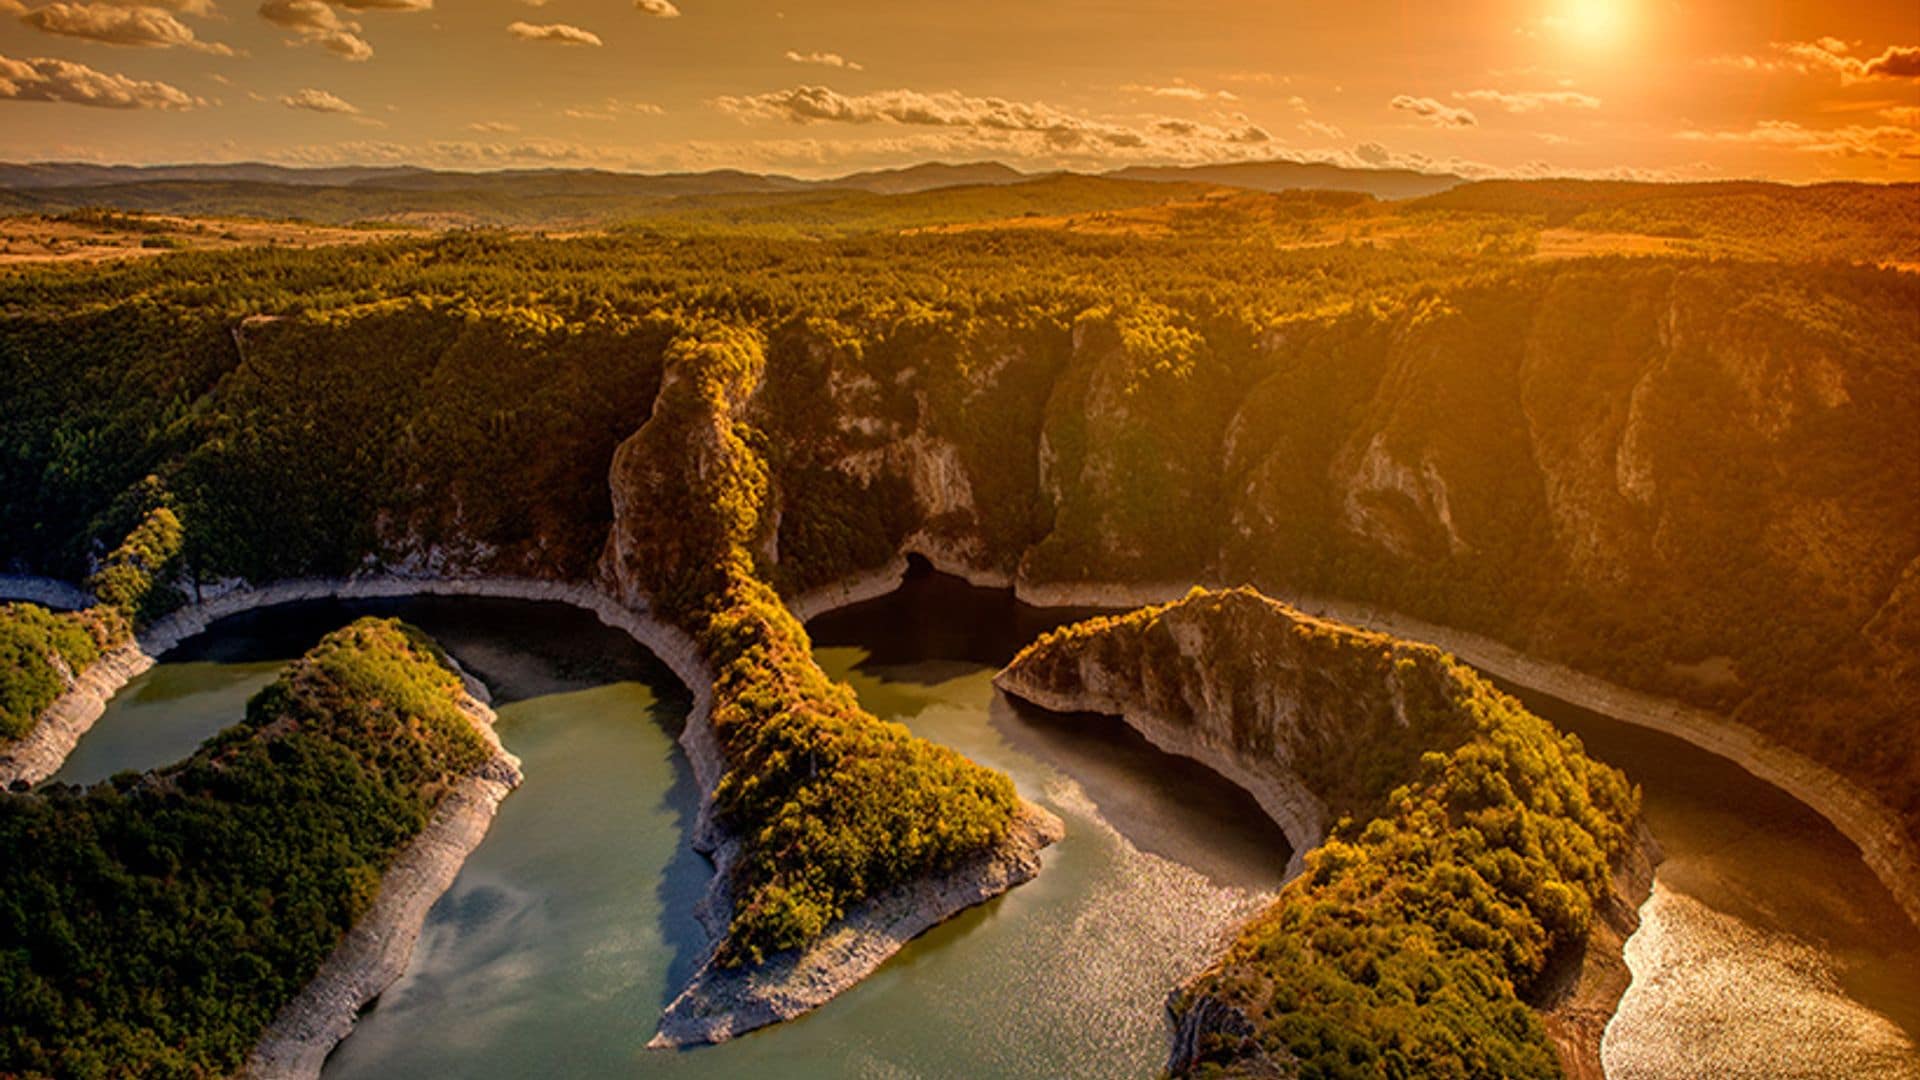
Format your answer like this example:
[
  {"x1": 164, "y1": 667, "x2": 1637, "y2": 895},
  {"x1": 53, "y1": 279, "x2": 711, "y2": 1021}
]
[{"x1": 0, "y1": 0, "x2": 1915, "y2": 179}]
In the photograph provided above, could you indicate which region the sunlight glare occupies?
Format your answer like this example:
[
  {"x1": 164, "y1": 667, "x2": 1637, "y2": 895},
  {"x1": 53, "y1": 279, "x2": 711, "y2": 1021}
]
[{"x1": 1555, "y1": 0, "x2": 1632, "y2": 47}]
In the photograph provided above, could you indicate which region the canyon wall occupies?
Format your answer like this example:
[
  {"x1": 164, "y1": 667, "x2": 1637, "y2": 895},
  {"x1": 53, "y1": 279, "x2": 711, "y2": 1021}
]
[{"x1": 752, "y1": 261, "x2": 1919, "y2": 899}]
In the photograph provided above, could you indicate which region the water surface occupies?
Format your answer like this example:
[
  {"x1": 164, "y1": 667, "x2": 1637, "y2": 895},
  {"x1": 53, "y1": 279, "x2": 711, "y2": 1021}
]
[
  {"x1": 1525, "y1": 688, "x2": 1920, "y2": 1079},
  {"x1": 60, "y1": 576, "x2": 1920, "y2": 1077}
]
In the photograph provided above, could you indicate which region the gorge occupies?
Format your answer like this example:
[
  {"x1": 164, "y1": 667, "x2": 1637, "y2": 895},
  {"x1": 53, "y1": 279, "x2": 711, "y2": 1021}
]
[{"x1": 2, "y1": 178, "x2": 1917, "y2": 1076}]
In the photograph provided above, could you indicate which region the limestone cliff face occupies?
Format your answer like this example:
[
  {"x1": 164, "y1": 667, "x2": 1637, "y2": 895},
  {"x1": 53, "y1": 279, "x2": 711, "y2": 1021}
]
[
  {"x1": 996, "y1": 588, "x2": 1657, "y2": 1079},
  {"x1": 993, "y1": 589, "x2": 1458, "y2": 856},
  {"x1": 748, "y1": 262, "x2": 1916, "y2": 880},
  {"x1": 598, "y1": 328, "x2": 771, "y2": 613}
]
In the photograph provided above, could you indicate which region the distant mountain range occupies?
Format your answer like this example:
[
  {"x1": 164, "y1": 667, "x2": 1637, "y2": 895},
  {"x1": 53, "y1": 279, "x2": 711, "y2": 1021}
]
[
  {"x1": 0, "y1": 158, "x2": 1463, "y2": 201},
  {"x1": 1105, "y1": 160, "x2": 1461, "y2": 199}
]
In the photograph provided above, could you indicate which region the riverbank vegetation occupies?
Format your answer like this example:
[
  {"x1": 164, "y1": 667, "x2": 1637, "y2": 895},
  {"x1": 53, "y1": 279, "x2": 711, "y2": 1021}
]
[
  {"x1": 0, "y1": 502, "x2": 182, "y2": 749},
  {"x1": 1004, "y1": 588, "x2": 1641, "y2": 1077},
  {"x1": 0, "y1": 617, "x2": 488, "y2": 1076}
]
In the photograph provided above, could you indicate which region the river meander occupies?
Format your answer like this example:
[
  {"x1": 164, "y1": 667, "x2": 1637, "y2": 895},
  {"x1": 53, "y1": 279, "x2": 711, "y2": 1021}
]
[{"x1": 48, "y1": 571, "x2": 1920, "y2": 1078}]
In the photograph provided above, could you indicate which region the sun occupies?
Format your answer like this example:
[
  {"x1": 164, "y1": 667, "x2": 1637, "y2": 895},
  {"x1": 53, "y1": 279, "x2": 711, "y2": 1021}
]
[{"x1": 1555, "y1": 0, "x2": 1631, "y2": 47}]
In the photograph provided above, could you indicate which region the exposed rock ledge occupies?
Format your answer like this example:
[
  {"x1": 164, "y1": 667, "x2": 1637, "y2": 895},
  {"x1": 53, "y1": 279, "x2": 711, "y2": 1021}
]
[
  {"x1": 991, "y1": 659, "x2": 1322, "y2": 882},
  {"x1": 0, "y1": 642, "x2": 154, "y2": 789},
  {"x1": 242, "y1": 680, "x2": 523, "y2": 1080},
  {"x1": 1009, "y1": 576, "x2": 1920, "y2": 935}
]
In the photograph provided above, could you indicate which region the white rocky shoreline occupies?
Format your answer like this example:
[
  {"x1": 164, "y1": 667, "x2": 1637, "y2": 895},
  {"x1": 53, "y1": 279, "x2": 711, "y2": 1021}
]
[
  {"x1": 4, "y1": 555, "x2": 1913, "y2": 1071},
  {"x1": 242, "y1": 675, "x2": 523, "y2": 1080},
  {"x1": 796, "y1": 553, "x2": 1919, "y2": 934},
  {"x1": 0, "y1": 641, "x2": 154, "y2": 789},
  {"x1": 1011, "y1": 574, "x2": 1920, "y2": 936},
  {"x1": 2, "y1": 570, "x2": 1064, "y2": 1066}
]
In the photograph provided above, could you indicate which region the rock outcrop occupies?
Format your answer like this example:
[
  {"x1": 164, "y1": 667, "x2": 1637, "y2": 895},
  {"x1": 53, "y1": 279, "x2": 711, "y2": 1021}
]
[
  {"x1": 754, "y1": 262, "x2": 1917, "y2": 931},
  {"x1": 997, "y1": 588, "x2": 1657, "y2": 1078},
  {"x1": 596, "y1": 326, "x2": 1062, "y2": 1045},
  {"x1": 650, "y1": 803, "x2": 1062, "y2": 1046}
]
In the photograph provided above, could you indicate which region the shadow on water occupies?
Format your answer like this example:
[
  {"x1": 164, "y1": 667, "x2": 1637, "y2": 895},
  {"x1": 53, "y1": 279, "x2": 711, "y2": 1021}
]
[
  {"x1": 990, "y1": 695, "x2": 1292, "y2": 892},
  {"x1": 808, "y1": 557, "x2": 1292, "y2": 893},
  {"x1": 164, "y1": 595, "x2": 683, "y2": 707},
  {"x1": 805, "y1": 555, "x2": 1110, "y2": 668},
  {"x1": 652, "y1": 697, "x2": 711, "y2": 1005}
]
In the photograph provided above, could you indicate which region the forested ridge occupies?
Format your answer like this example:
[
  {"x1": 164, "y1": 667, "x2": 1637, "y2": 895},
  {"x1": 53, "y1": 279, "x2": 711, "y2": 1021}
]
[
  {"x1": 0, "y1": 618, "x2": 489, "y2": 1077},
  {"x1": 595, "y1": 324, "x2": 1023, "y2": 963},
  {"x1": 1003, "y1": 589, "x2": 1643, "y2": 1077}
]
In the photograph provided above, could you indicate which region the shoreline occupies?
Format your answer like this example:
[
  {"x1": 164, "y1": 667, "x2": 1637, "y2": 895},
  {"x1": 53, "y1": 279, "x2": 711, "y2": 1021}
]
[
  {"x1": 9, "y1": 557, "x2": 1911, "y2": 1065},
  {"x1": 649, "y1": 800, "x2": 1064, "y2": 1047},
  {"x1": 242, "y1": 678, "x2": 523, "y2": 1079},
  {"x1": 68, "y1": 572, "x2": 1058, "y2": 1051},
  {"x1": 1000, "y1": 575, "x2": 1920, "y2": 935},
  {"x1": 0, "y1": 642, "x2": 154, "y2": 788},
  {"x1": 990, "y1": 597, "x2": 1659, "y2": 1079},
  {"x1": 988, "y1": 668, "x2": 1322, "y2": 882}
]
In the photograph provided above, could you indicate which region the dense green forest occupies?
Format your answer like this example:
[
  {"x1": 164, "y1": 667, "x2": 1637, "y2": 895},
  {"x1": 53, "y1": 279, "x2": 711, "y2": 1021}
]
[
  {"x1": 0, "y1": 604, "x2": 121, "y2": 743},
  {"x1": 0, "y1": 505, "x2": 179, "y2": 748},
  {"x1": 1005, "y1": 589, "x2": 1641, "y2": 1078},
  {"x1": 0, "y1": 617, "x2": 489, "y2": 1077},
  {"x1": 1, "y1": 179, "x2": 1915, "y2": 969}
]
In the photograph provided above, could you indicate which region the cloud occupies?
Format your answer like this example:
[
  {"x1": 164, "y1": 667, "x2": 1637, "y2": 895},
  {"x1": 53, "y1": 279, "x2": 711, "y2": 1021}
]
[
  {"x1": 785, "y1": 49, "x2": 860, "y2": 70},
  {"x1": 1121, "y1": 82, "x2": 1239, "y2": 103},
  {"x1": 712, "y1": 83, "x2": 1274, "y2": 162},
  {"x1": 282, "y1": 86, "x2": 360, "y2": 113},
  {"x1": 1676, "y1": 119, "x2": 1920, "y2": 160},
  {"x1": 259, "y1": 0, "x2": 352, "y2": 33},
  {"x1": 334, "y1": 0, "x2": 430, "y2": 9},
  {"x1": 1298, "y1": 118, "x2": 1344, "y2": 139},
  {"x1": 0, "y1": 50, "x2": 200, "y2": 107},
  {"x1": 562, "y1": 98, "x2": 664, "y2": 121},
  {"x1": 1711, "y1": 39, "x2": 1920, "y2": 83},
  {"x1": 1453, "y1": 88, "x2": 1600, "y2": 113},
  {"x1": 19, "y1": 2, "x2": 235, "y2": 53},
  {"x1": 1390, "y1": 94, "x2": 1477, "y2": 127},
  {"x1": 1864, "y1": 45, "x2": 1920, "y2": 79},
  {"x1": 468, "y1": 120, "x2": 518, "y2": 133},
  {"x1": 258, "y1": 0, "x2": 374, "y2": 61},
  {"x1": 507, "y1": 20, "x2": 601, "y2": 45},
  {"x1": 99, "y1": 0, "x2": 214, "y2": 12},
  {"x1": 633, "y1": 0, "x2": 677, "y2": 15}
]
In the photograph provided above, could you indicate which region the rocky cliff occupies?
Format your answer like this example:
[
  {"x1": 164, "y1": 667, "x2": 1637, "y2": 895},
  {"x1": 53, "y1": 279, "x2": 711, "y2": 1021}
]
[
  {"x1": 596, "y1": 324, "x2": 1062, "y2": 1044},
  {"x1": 997, "y1": 588, "x2": 1656, "y2": 1078},
  {"x1": 756, "y1": 260, "x2": 1917, "y2": 923}
]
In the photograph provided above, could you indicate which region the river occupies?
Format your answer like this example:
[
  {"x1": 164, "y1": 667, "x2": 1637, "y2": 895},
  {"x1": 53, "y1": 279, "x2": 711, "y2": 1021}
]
[{"x1": 46, "y1": 571, "x2": 1920, "y2": 1077}]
